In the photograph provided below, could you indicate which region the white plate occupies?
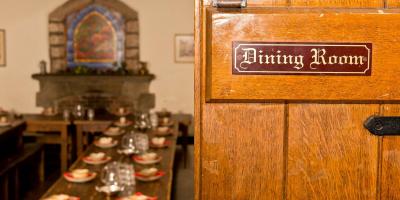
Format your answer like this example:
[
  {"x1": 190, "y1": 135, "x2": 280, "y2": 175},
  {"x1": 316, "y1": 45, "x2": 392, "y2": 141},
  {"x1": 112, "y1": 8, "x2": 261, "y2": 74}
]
[
  {"x1": 94, "y1": 140, "x2": 118, "y2": 149},
  {"x1": 82, "y1": 156, "x2": 111, "y2": 165},
  {"x1": 135, "y1": 171, "x2": 165, "y2": 182},
  {"x1": 158, "y1": 121, "x2": 174, "y2": 127},
  {"x1": 154, "y1": 129, "x2": 173, "y2": 136},
  {"x1": 117, "y1": 193, "x2": 157, "y2": 200},
  {"x1": 150, "y1": 140, "x2": 171, "y2": 149},
  {"x1": 63, "y1": 172, "x2": 96, "y2": 183},
  {"x1": 133, "y1": 155, "x2": 162, "y2": 165},
  {"x1": 114, "y1": 121, "x2": 132, "y2": 127},
  {"x1": 104, "y1": 129, "x2": 124, "y2": 136},
  {"x1": 43, "y1": 194, "x2": 80, "y2": 200}
]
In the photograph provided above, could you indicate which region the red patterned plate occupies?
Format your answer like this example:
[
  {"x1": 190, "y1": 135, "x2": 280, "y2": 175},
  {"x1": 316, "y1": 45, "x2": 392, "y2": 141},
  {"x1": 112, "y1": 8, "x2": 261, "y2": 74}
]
[
  {"x1": 94, "y1": 140, "x2": 118, "y2": 149},
  {"x1": 82, "y1": 156, "x2": 111, "y2": 165},
  {"x1": 43, "y1": 194, "x2": 80, "y2": 200},
  {"x1": 63, "y1": 172, "x2": 96, "y2": 183},
  {"x1": 150, "y1": 140, "x2": 171, "y2": 148},
  {"x1": 135, "y1": 171, "x2": 165, "y2": 182},
  {"x1": 116, "y1": 192, "x2": 157, "y2": 200},
  {"x1": 133, "y1": 155, "x2": 162, "y2": 165}
]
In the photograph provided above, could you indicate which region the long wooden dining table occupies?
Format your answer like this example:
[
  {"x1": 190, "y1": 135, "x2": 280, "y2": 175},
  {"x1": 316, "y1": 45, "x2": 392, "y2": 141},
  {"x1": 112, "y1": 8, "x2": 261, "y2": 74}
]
[{"x1": 41, "y1": 121, "x2": 178, "y2": 200}]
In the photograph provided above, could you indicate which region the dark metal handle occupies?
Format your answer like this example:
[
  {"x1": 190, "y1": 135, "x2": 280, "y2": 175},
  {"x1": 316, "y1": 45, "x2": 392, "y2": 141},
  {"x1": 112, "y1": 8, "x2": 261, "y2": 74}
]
[{"x1": 364, "y1": 116, "x2": 400, "y2": 136}]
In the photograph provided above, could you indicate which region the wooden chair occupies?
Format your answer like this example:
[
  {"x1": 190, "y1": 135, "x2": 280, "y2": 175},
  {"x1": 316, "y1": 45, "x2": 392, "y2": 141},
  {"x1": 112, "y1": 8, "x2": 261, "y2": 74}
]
[
  {"x1": 24, "y1": 116, "x2": 72, "y2": 173},
  {"x1": 173, "y1": 114, "x2": 193, "y2": 168}
]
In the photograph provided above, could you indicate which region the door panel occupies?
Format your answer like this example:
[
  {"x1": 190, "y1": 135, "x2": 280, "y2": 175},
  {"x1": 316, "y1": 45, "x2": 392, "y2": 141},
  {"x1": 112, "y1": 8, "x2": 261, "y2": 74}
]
[
  {"x1": 380, "y1": 105, "x2": 400, "y2": 199},
  {"x1": 287, "y1": 104, "x2": 379, "y2": 199},
  {"x1": 387, "y1": 0, "x2": 400, "y2": 8},
  {"x1": 206, "y1": 8, "x2": 400, "y2": 101},
  {"x1": 196, "y1": 1, "x2": 400, "y2": 200},
  {"x1": 202, "y1": 0, "x2": 288, "y2": 7},
  {"x1": 291, "y1": 0, "x2": 383, "y2": 7},
  {"x1": 201, "y1": 103, "x2": 285, "y2": 199}
]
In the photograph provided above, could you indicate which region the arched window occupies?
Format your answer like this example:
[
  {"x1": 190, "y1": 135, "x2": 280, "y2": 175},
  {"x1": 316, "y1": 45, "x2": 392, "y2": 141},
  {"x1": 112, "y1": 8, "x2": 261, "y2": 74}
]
[{"x1": 67, "y1": 5, "x2": 125, "y2": 68}]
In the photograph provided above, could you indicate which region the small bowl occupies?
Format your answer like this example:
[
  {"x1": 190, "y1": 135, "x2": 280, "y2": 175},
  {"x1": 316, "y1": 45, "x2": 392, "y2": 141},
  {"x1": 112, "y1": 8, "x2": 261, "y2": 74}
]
[{"x1": 157, "y1": 126, "x2": 169, "y2": 133}]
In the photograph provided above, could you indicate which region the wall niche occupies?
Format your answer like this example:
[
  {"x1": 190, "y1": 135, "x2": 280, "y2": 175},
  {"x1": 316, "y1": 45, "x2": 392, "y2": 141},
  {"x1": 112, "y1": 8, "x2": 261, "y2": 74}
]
[{"x1": 48, "y1": 0, "x2": 139, "y2": 73}]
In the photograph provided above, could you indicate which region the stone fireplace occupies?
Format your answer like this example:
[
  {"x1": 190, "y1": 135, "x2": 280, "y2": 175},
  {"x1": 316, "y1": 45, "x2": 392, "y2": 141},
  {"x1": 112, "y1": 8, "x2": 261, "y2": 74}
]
[
  {"x1": 33, "y1": 0, "x2": 155, "y2": 112},
  {"x1": 33, "y1": 74, "x2": 155, "y2": 112}
]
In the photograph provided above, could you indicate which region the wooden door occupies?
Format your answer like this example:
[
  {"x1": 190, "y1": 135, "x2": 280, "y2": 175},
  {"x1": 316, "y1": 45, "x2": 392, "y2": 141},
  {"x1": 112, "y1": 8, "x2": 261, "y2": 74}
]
[{"x1": 195, "y1": 0, "x2": 400, "y2": 199}]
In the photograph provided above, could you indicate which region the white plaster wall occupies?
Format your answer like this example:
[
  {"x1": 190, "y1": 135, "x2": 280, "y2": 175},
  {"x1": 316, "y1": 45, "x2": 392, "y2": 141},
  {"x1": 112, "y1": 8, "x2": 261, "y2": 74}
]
[{"x1": 0, "y1": 0, "x2": 194, "y2": 114}]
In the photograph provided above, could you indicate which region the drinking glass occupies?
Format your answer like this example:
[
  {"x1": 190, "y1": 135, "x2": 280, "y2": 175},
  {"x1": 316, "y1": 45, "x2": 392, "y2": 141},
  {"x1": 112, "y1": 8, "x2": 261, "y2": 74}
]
[
  {"x1": 63, "y1": 109, "x2": 70, "y2": 121},
  {"x1": 87, "y1": 109, "x2": 95, "y2": 120},
  {"x1": 134, "y1": 133, "x2": 149, "y2": 154},
  {"x1": 149, "y1": 111, "x2": 158, "y2": 129},
  {"x1": 135, "y1": 113, "x2": 152, "y2": 132},
  {"x1": 74, "y1": 104, "x2": 85, "y2": 119},
  {"x1": 120, "y1": 131, "x2": 137, "y2": 153},
  {"x1": 119, "y1": 162, "x2": 136, "y2": 195},
  {"x1": 101, "y1": 162, "x2": 121, "y2": 186}
]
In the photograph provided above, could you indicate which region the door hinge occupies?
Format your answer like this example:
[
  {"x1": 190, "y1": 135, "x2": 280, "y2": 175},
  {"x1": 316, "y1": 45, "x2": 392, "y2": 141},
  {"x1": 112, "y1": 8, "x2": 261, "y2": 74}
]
[
  {"x1": 212, "y1": 0, "x2": 247, "y2": 8},
  {"x1": 364, "y1": 115, "x2": 400, "y2": 136}
]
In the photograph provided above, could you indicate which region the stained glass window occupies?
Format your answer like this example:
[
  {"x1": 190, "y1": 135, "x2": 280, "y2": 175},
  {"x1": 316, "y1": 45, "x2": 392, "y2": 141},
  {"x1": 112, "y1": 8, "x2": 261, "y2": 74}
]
[{"x1": 67, "y1": 5, "x2": 125, "y2": 68}]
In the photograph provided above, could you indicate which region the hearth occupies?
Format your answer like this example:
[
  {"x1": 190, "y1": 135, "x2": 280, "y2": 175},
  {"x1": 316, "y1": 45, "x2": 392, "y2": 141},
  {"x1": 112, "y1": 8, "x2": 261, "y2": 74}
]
[{"x1": 32, "y1": 74, "x2": 155, "y2": 112}]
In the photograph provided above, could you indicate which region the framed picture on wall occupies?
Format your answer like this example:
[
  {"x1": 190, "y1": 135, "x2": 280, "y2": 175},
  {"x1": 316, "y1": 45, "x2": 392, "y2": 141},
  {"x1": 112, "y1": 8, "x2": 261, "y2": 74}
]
[
  {"x1": 0, "y1": 30, "x2": 5, "y2": 66},
  {"x1": 175, "y1": 34, "x2": 194, "y2": 63}
]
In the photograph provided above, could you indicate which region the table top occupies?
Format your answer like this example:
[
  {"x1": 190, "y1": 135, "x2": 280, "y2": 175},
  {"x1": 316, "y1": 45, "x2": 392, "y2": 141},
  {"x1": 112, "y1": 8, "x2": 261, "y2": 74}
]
[
  {"x1": 42, "y1": 124, "x2": 178, "y2": 200},
  {"x1": 23, "y1": 114, "x2": 70, "y2": 125}
]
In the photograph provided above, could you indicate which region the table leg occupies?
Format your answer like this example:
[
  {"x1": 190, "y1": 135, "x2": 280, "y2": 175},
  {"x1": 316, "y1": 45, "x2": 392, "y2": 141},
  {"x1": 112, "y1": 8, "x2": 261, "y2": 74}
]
[
  {"x1": 60, "y1": 127, "x2": 68, "y2": 173},
  {"x1": 39, "y1": 149, "x2": 45, "y2": 182},
  {"x1": 76, "y1": 125, "x2": 83, "y2": 157}
]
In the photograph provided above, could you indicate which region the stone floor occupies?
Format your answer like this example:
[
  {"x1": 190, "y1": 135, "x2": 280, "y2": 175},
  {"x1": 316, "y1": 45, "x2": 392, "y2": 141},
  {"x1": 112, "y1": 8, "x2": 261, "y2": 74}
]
[{"x1": 23, "y1": 144, "x2": 194, "y2": 200}]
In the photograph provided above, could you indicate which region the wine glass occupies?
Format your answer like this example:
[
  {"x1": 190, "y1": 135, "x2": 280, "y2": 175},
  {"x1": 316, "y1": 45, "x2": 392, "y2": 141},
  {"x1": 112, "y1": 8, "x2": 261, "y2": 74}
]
[
  {"x1": 101, "y1": 161, "x2": 120, "y2": 186},
  {"x1": 149, "y1": 111, "x2": 158, "y2": 129},
  {"x1": 120, "y1": 131, "x2": 137, "y2": 154},
  {"x1": 134, "y1": 133, "x2": 149, "y2": 154},
  {"x1": 87, "y1": 109, "x2": 95, "y2": 120},
  {"x1": 118, "y1": 162, "x2": 136, "y2": 196},
  {"x1": 135, "y1": 113, "x2": 152, "y2": 132}
]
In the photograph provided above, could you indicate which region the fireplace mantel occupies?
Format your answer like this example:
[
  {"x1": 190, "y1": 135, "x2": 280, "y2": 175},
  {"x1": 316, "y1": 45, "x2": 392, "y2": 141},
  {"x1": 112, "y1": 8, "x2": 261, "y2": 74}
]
[
  {"x1": 32, "y1": 74, "x2": 155, "y2": 112},
  {"x1": 32, "y1": 74, "x2": 155, "y2": 81}
]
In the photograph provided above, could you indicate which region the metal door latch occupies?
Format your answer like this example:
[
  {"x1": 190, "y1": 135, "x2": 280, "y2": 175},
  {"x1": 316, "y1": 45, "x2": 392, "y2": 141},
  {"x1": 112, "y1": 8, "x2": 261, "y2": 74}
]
[
  {"x1": 364, "y1": 116, "x2": 400, "y2": 136},
  {"x1": 212, "y1": 0, "x2": 247, "y2": 8}
]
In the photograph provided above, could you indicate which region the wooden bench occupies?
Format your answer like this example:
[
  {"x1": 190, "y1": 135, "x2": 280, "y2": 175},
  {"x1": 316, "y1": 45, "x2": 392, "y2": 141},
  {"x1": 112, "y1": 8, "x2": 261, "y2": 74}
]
[{"x1": 0, "y1": 143, "x2": 44, "y2": 200}]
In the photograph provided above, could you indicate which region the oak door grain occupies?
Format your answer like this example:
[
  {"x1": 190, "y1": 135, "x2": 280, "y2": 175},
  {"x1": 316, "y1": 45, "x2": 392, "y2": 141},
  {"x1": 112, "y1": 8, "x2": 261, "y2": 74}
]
[
  {"x1": 290, "y1": 0, "x2": 384, "y2": 8},
  {"x1": 386, "y1": 0, "x2": 400, "y2": 8},
  {"x1": 201, "y1": 103, "x2": 285, "y2": 200},
  {"x1": 287, "y1": 104, "x2": 379, "y2": 199},
  {"x1": 202, "y1": 0, "x2": 288, "y2": 6},
  {"x1": 380, "y1": 105, "x2": 400, "y2": 200},
  {"x1": 206, "y1": 9, "x2": 400, "y2": 102}
]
